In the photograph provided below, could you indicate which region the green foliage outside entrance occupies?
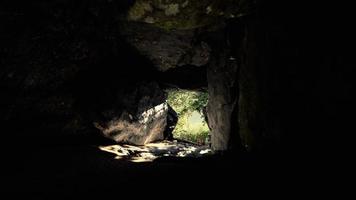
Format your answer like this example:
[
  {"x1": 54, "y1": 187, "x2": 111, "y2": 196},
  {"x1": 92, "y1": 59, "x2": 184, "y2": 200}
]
[{"x1": 167, "y1": 89, "x2": 210, "y2": 145}]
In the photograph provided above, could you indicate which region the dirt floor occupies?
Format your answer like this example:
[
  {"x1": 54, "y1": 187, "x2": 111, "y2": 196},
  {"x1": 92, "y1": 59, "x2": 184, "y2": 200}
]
[
  {"x1": 2, "y1": 141, "x2": 231, "y2": 196},
  {"x1": 1, "y1": 140, "x2": 318, "y2": 197},
  {"x1": 98, "y1": 140, "x2": 213, "y2": 162}
]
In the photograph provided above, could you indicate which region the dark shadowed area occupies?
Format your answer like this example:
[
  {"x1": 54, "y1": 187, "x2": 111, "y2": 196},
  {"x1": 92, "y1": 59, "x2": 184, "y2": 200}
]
[{"x1": 0, "y1": 0, "x2": 354, "y2": 197}]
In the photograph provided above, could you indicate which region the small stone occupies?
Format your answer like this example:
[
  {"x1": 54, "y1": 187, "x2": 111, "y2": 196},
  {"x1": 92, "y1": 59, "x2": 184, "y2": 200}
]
[
  {"x1": 206, "y1": 6, "x2": 212, "y2": 14},
  {"x1": 182, "y1": 1, "x2": 189, "y2": 8},
  {"x1": 144, "y1": 16, "x2": 155, "y2": 24},
  {"x1": 165, "y1": 4, "x2": 180, "y2": 16}
]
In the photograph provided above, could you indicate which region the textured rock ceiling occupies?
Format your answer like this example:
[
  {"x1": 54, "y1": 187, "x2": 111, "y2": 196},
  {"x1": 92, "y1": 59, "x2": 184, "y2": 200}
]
[
  {"x1": 127, "y1": 0, "x2": 252, "y2": 30},
  {"x1": 121, "y1": 0, "x2": 254, "y2": 71}
]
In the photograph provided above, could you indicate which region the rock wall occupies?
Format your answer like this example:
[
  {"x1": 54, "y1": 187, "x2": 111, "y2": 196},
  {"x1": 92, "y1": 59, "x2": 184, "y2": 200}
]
[
  {"x1": 1, "y1": 0, "x2": 352, "y2": 157},
  {"x1": 204, "y1": 19, "x2": 245, "y2": 152},
  {"x1": 0, "y1": 1, "x2": 175, "y2": 145},
  {"x1": 204, "y1": 0, "x2": 353, "y2": 155},
  {"x1": 236, "y1": 0, "x2": 354, "y2": 157},
  {"x1": 94, "y1": 82, "x2": 171, "y2": 145},
  {"x1": 127, "y1": 0, "x2": 251, "y2": 30},
  {"x1": 119, "y1": 23, "x2": 210, "y2": 71}
]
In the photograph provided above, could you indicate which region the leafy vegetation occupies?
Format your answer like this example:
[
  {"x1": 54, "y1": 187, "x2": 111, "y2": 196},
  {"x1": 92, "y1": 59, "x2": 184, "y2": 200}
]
[{"x1": 166, "y1": 89, "x2": 210, "y2": 145}]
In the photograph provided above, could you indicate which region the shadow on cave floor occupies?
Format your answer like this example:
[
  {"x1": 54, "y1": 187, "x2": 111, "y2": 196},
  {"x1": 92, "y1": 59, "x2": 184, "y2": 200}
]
[
  {"x1": 2, "y1": 138, "x2": 312, "y2": 197},
  {"x1": 98, "y1": 140, "x2": 213, "y2": 163},
  {"x1": 2, "y1": 141, "x2": 243, "y2": 196}
]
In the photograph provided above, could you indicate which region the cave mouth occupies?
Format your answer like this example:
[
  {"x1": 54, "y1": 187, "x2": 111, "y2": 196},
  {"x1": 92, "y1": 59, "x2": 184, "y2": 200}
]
[
  {"x1": 96, "y1": 88, "x2": 212, "y2": 163},
  {"x1": 166, "y1": 89, "x2": 210, "y2": 146}
]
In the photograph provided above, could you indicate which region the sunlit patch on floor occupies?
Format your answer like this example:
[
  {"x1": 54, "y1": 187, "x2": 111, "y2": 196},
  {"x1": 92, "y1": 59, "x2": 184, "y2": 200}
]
[{"x1": 98, "y1": 140, "x2": 212, "y2": 163}]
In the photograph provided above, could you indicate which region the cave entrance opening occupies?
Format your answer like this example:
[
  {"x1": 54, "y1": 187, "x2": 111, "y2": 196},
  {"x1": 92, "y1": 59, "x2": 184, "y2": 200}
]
[
  {"x1": 97, "y1": 87, "x2": 212, "y2": 163},
  {"x1": 166, "y1": 89, "x2": 210, "y2": 146}
]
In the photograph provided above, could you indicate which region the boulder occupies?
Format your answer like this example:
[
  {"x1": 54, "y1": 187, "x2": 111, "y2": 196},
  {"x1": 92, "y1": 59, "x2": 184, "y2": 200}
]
[
  {"x1": 120, "y1": 23, "x2": 211, "y2": 71},
  {"x1": 120, "y1": 0, "x2": 253, "y2": 71},
  {"x1": 93, "y1": 82, "x2": 174, "y2": 145}
]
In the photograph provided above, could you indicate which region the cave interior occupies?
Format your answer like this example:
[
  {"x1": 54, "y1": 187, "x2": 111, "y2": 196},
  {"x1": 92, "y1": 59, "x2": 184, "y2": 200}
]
[{"x1": 0, "y1": 0, "x2": 353, "y2": 196}]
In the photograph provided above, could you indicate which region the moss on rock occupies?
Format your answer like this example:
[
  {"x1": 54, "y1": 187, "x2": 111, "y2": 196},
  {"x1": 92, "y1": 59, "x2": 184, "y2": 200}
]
[
  {"x1": 128, "y1": 1, "x2": 153, "y2": 21},
  {"x1": 127, "y1": 0, "x2": 252, "y2": 30}
]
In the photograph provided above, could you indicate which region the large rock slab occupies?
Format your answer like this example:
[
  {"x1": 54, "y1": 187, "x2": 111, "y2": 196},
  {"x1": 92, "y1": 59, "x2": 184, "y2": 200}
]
[
  {"x1": 126, "y1": 0, "x2": 252, "y2": 30},
  {"x1": 120, "y1": 0, "x2": 254, "y2": 71},
  {"x1": 120, "y1": 23, "x2": 211, "y2": 71},
  {"x1": 93, "y1": 82, "x2": 173, "y2": 145}
]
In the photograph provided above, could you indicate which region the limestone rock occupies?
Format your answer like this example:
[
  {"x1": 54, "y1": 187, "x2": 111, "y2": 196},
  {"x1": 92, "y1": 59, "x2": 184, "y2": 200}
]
[
  {"x1": 93, "y1": 82, "x2": 173, "y2": 145},
  {"x1": 122, "y1": 0, "x2": 254, "y2": 71},
  {"x1": 120, "y1": 23, "x2": 211, "y2": 71},
  {"x1": 127, "y1": 0, "x2": 252, "y2": 30}
]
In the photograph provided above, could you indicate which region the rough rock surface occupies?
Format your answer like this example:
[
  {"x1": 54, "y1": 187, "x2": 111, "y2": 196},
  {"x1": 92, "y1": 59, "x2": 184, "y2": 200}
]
[
  {"x1": 120, "y1": 0, "x2": 253, "y2": 71},
  {"x1": 207, "y1": 52, "x2": 239, "y2": 151},
  {"x1": 99, "y1": 140, "x2": 212, "y2": 162},
  {"x1": 0, "y1": 0, "x2": 177, "y2": 145},
  {"x1": 120, "y1": 23, "x2": 211, "y2": 71},
  {"x1": 0, "y1": 0, "x2": 252, "y2": 148},
  {"x1": 2, "y1": 0, "x2": 350, "y2": 157},
  {"x1": 94, "y1": 82, "x2": 172, "y2": 145},
  {"x1": 126, "y1": 0, "x2": 252, "y2": 30},
  {"x1": 206, "y1": 41, "x2": 241, "y2": 151}
]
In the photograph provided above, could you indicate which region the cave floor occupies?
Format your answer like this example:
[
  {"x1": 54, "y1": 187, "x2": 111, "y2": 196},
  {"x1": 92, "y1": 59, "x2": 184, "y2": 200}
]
[
  {"x1": 3, "y1": 140, "x2": 307, "y2": 196},
  {"x1": 4, "y1": 141, "x2": 232, "y2": 196},
  {"x1": 98, "y1": 140, "x2": 213, "y2": 162}
]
